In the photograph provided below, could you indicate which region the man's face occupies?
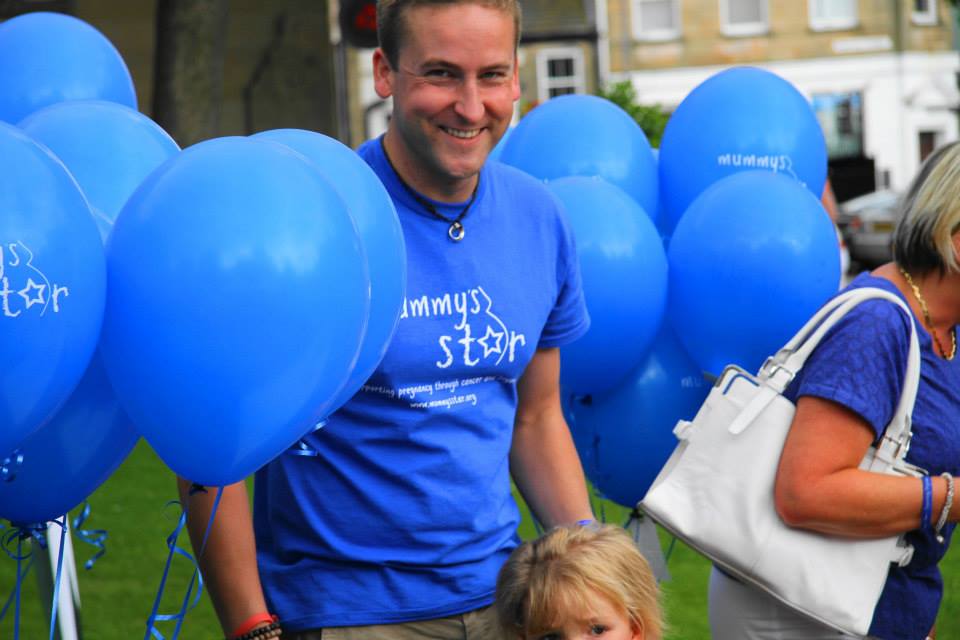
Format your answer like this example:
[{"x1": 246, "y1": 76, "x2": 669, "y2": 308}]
[{"x1": 373, "y1": 3, "x2": 520, "y2": 199}]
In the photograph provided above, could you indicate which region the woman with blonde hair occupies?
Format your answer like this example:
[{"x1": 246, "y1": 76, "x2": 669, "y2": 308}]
[
  {"x1": 709, "y1": 142, "x2": 960, "y2": 639},
  {"x1": 496, "y1": 524, "x2": 663, "y2": 640}
]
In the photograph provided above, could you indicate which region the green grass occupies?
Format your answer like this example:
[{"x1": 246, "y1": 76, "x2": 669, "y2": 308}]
[
  {"x1": 0, "y1": 440, "x2": 220, "y2": 639},
  {"x1": 1, "y1": 440, "x2": 958, "y2": 638}
]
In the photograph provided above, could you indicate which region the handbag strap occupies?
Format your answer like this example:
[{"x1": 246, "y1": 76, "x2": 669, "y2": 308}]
[{"x1": 760, "y1": 287, "x2": 920, "y2": 462}]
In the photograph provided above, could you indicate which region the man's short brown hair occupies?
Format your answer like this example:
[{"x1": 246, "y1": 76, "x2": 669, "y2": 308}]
[{"x1": 376, "y1": 0, "x2": 521, "y2": 69}]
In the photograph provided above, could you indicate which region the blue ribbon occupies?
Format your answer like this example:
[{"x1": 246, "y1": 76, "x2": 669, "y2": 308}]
[
  {"x1": 0, "y1": 522, "x2": 42, "y2": 638},
  {"x1": 287, "y1": 420, "x2": 328, "y2": 457},
  {"x1": 72, "y1": 503, "x2": 108, "y2": 570},
  {"x1": 590, "y1": 481, "x2": 609, "y2": 525},
  {"x1": 0, "y1": 518, "x2": 68, "y2": 640},
  {"x1": 532, "y1": 516, "x2": 544, "y2": 536},
  {"x1": 170, "y1": 486, "x2": 221, "y2": 639},
  {"x1": 144, "y1": 486, "x2": 223, "y2": 640},
  {"x1": 47, "y1": 517, "x2": 68, "y2": 640},
  {"x1": 664, "y1": 535, "x2": 677, "y2": 564},
  {"x1": 0, "y1": 449, "x2": 23, "y2": 483}
]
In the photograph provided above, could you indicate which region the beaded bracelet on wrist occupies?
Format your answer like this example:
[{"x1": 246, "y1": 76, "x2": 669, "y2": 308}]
[
  {"x1": 229, "y1": 621, "x2": 282, "y2": 640},
  {"x1": 935, "y1": 472, "x2": 955, "y2": 544}
]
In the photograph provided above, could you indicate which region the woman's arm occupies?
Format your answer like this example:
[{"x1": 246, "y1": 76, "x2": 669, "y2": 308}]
[{"x1": 774, "y1": 396, "x2": 959, "y2": 537}]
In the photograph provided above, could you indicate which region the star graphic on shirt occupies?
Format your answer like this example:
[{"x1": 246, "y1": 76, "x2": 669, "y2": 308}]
[
  {"x1": 477, "y1": 325, "x2": 505, "y2": 358},
  {"x1": 18, "y1": 278, "x2": 46, "y2": 309}
]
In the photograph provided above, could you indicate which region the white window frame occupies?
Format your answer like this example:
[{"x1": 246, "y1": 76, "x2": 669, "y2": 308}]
[
  {"x1": 630, "y1": 0, "x2": 682, "y2": 42},
  {"x1": 536, "y1": 47, "x2": 586, "y2": 104},
  {"x1": 911, "y1": 0, "x2": 938, "y2": 25},
  {"x1": 807, "y1": 0, "x2": 858, "y2": 31},
  {"x1": 719, "y1": 0, "x2": 769, "y2": 37}
]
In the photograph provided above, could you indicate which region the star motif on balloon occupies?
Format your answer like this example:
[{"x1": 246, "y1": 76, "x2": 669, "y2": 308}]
[
  {"x1": 18, "y1": 278, "x2": 46, "y2": 309},
  {"x1": 477, "y1": 325, "x2": 505, "y2": 358}
]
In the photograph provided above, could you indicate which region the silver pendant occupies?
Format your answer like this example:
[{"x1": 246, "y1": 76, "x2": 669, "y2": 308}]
[{"x1": 448, "y1": 221, "x2": 465, "y2": 242}]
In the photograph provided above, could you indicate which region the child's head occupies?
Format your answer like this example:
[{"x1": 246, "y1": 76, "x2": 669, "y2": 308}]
[{"x1": 495, "y1": 524, "x2": 663, "y2": 640}]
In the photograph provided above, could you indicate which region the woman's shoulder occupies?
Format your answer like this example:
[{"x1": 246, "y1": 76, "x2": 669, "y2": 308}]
[{"x1": 835, "y1": 273, "x2": 915, "y2": 342}]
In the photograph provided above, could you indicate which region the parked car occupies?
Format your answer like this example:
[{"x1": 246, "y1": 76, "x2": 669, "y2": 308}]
[{"x1": 836, "y1": 190, "x2": 901, "y2": 269}]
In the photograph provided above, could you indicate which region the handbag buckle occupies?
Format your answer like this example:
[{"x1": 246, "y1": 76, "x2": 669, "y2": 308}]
[
  {"x1": 883, "y1": 418, "x2": 913, "y2": 460},
  {"x1": 883, "y1": 429, "x2": 912, "y2": 459},
  {"x1": 760, "y1": 357, "x2": 795, "y2": 389}
]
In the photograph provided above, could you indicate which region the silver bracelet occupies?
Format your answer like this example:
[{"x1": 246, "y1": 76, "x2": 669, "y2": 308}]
[{"x1": 935, "y1": 472, "x2": 954, "y2": 544}]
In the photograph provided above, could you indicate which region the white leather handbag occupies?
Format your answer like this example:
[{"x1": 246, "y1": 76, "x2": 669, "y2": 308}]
[{"x1": 641, "y1": 287, "x2": 922, "y2": 637}]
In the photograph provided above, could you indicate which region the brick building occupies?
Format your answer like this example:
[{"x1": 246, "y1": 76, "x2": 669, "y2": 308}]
[{"x1": 605, "y1": 0, "x2": 959, "y2": 198}]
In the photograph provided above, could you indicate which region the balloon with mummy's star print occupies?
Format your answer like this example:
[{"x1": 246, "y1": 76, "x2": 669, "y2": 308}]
[{"x1": 0, "y1": 122, "x2": 106, "y2": 460}]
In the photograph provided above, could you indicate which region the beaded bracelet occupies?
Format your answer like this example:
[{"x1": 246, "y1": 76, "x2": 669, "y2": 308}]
[
  {"x1": 935, "y1": 473, "x2": 955, "y2": 544},
  {"x1": 231, "y1": 621, "x2": 282, "y2": 640},
  {"x1": 227, "y1": 615, "x2": 281, "y2": 640}
]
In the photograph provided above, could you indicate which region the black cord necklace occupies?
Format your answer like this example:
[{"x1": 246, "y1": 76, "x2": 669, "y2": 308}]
[{"x1": 380, "y1": 137, "x2": 478, "y2": 242}]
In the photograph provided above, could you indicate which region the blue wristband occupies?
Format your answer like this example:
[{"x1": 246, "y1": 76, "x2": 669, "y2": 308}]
[
  {"x1": 576, "y1": 519, "x2": 596, "y2": 527},
  {"x1": 921, "y1": 475, "x2": 933, "y2": 531}
]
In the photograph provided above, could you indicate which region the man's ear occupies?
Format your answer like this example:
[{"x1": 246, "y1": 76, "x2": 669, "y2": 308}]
[
  {"x1": 373, "y1": 48, "x2": 394, "y2": 99},
  {"x1": 510, "y1": 58, "x2": 521, "y2": 101}
]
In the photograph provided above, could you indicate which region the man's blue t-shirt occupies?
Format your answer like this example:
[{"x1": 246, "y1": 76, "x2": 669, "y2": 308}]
[
  {"x1": 784, "y1": 272, "x2": 960, "y2": 639},
  {"x1": 252, "y1": 139, "x2": 590, "y2": 630}
]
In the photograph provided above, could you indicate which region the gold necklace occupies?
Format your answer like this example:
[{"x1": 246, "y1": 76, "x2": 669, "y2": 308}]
[{"x1": 900, "y1": 267, "x2": 957, "y2": 360}]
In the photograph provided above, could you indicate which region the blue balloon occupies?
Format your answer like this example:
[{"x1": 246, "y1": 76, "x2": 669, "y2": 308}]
[
  {"x1": 0, "y1": 13, "x2": 137, "y2": 124},
  {"x1": 569, "y1": 328, "x2": 709, "y2": 507},
  {"x1": 501, "y1": 95, "x2": 658, "y2": 216},
  {"x1": 659, "y1": 66, "x2": 827, "y2": 236},
  {"x1": 100, "y1": 137, "x2": 370, "y2": 486},
  {"x1": 253, "y1": 129, "x2": 406, "y2": 415},
  {"x1": 549, "y1": 176, "x2": 668, "y2": 395},
  {"x1": 563, "y1": 391, "x2": 598, "y2": 486},
  {"x1": 667, "y1": 170, "x2": 839, "y2": 376},
  {"x1": 19, "y1": 100, "x2": 180, "y2": 224},
  {"x1": 487, "y1": 125, "x2": 514, "y2": 162},
  {"x1": 0, "y1": 122, "x2": 105, "y2": 460},
  {"x1": 0, "y1": 353, "x2": 138, "y2": 525}
]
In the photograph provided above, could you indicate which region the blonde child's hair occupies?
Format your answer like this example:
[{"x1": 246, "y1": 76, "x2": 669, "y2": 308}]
[{"x1": 495, "y1": 524, "x2": 663, "y2": 639}]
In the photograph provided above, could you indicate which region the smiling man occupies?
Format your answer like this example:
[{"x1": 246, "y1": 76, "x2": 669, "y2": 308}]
[
  {"x1": 372, "y1": 1, "x2": 518, "y2": 203},
  {"x1": 181, "y1": 2, "x2": 593, "y2": 639}
]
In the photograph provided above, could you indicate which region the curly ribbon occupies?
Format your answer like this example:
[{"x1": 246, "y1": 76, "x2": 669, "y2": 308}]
[
  {"x1": 0, "y1": 518, "x2": 69, "y2": 640},
  {"x1": 142, "y1": 505, "x2": 198, "y2": 640},
  {"x1": 287, "y1": 419, "x2": 328, "y2": 457},
  {"x1": 0, "y1": 449, "x2": 24, "y2": 483},
  {"x1": 170, "y1": 486, "x2": 221, "y2": 639},
  {"x1": 71, "y1": 503, "x2": 108, "y2": 570},
  {"x1": 0, "y1": 522, "x2": 41, "y2": 638},
  {"x1": 144, "y1": 486, "x2": 223, "y2": 640}
]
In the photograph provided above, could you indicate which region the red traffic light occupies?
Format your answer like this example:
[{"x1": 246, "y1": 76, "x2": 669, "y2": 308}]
[{"x1": 340, "y1": 0, "x2": 378, "y2": 48}]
